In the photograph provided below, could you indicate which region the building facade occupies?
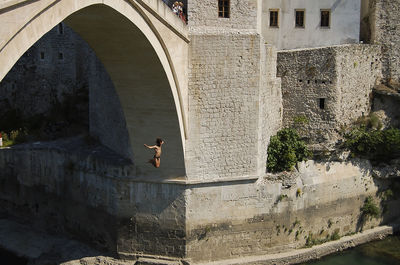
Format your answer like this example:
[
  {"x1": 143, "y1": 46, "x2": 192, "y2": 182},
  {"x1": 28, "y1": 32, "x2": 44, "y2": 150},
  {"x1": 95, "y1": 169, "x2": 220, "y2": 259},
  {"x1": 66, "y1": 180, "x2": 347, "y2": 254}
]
[{"x1": 262, "y1": 0, "x2": 362, "y2": 50}]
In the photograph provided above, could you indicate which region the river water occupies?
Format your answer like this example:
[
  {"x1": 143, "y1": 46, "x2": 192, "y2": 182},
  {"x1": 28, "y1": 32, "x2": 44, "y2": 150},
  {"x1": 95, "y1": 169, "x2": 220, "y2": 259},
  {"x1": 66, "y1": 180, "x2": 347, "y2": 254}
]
[
  {"x1": 1, "y1": 235, "x2": 399, "y2": 265},
  {"x1": 302, "y1": 235, "x2": 400, "y2": 265}
]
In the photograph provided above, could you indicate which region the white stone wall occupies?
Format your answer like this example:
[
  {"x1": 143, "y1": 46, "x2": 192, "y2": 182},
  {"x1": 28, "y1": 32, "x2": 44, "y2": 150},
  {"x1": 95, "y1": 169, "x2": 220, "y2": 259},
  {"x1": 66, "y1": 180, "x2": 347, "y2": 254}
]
[
  {"x1": 277, "y1": 44, "x2": 381, "y2": 143},
  {"x1": 262, "y1": 0, "x2": 361, "y2": 50}
]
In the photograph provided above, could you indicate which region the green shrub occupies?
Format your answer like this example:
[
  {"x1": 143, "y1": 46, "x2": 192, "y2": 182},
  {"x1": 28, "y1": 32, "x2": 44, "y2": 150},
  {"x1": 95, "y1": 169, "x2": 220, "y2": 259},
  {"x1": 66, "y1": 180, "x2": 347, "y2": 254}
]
[
  {"x1": 345, "y1": 127, "x2": 400, "y2": 162},
  {"x1": 330, "y1": 229, "x2": 340, "y2": 241},
  {"x1": 267, "y1": 128, "x2": 311, "y2": 172},
  {"x1": 361, "y1": 196, "x2": 380, "y2": 219},
  {"x1": 1, "y1": 128, "x2": 27, "y2": 147}
]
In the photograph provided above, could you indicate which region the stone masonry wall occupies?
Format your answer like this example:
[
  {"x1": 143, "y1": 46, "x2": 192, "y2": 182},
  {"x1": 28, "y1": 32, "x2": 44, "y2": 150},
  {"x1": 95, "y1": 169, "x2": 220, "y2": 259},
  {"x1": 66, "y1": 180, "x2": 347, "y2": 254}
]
[
  {"x1": 0, "y1": 141, "x2": 186, "y2": 257},
  {"x1": 187, "y1": 0, "x2": 259, "y2": 31},
  {"x1": 186, "y1": 33, "x2": 261, "y2": 181},
  {"x1": 185, "y1": 160, "x2": 400, "y2": 262},
  {"x1": 336, "y1": 45, "x2": 382, "y2": 126},
  {"x1": 368, "y1": 0, "x2": 400, "y2": 83},
  {"x1": 186, "y1": 32, "x2": 282, "y2": 180},
  {"x1": 278, "y1": 44, "x2": 381, "y2": 144},
  {"x1": 257, "y1": 45, "x2": 282, "y2": 175}
]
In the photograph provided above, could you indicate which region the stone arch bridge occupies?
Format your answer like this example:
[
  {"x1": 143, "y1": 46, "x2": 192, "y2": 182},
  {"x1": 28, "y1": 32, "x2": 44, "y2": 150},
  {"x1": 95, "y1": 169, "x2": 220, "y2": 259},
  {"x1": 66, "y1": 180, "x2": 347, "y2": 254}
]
[
  {"x1": 0, "y1": 0, "x2": 189, "y2": 178},
  {"x1": 0, "y1": 0, "x2": 284, "y2": 263}
]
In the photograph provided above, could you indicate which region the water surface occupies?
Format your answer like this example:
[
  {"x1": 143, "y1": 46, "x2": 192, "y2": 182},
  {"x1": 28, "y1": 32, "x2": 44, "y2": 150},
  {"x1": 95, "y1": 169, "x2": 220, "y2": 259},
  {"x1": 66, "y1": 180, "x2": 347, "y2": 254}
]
[{"x1": 303, "y1": 235, "x2": 400, "y2": 265}]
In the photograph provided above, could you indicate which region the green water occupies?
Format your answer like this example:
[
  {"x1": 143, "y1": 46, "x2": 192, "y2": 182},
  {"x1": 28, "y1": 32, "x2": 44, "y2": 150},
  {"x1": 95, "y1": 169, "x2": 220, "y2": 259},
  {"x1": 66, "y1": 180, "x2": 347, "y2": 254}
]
[{"x1": 303, "y1": 235, "x2": 400, "y2": 265}]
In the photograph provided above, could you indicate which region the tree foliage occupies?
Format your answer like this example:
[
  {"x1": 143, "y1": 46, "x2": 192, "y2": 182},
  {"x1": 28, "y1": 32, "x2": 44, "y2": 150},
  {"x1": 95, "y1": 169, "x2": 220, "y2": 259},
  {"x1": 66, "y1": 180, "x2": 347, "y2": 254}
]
[
  {"x1": 267, "y1": 128, "x2": 311, "y2": 172},
  {"x1": 345, "y1": 127, "x2": 400, "y2": 162}
]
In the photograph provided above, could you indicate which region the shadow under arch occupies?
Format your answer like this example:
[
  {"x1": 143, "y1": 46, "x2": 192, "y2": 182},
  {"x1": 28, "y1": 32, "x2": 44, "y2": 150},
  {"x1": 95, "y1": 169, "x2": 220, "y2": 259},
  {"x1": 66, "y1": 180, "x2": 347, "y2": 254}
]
[
  {"x1": 0, "y1": 1, "x2": 186, "y2": 179},
  {"x1": 63, "y1": 4, "x2": 186, "y2": 178}
]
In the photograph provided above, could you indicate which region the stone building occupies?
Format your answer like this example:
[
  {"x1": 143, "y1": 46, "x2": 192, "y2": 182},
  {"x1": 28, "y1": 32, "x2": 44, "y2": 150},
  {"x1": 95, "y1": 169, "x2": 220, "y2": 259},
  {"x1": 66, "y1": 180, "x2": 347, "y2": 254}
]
[
  {"x1": 262, "y1": 0, "x2": 362, "y2": 50},
  {"x1": 277, "y1": 45, "x2": 381, "y2": 144}
]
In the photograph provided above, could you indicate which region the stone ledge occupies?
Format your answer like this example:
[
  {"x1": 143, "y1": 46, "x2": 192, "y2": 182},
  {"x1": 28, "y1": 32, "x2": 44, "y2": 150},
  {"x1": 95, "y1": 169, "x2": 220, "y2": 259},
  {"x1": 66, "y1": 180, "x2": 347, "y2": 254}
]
[{"x1": 192, "y1": 224, "x2": 399, "y2": 265}]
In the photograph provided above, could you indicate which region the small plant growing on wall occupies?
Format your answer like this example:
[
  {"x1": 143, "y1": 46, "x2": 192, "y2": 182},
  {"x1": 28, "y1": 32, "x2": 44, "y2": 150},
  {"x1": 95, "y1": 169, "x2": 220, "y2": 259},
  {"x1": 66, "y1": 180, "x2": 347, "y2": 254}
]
[
  {"x1": 296, "y1": 188, "x2": 302, "y2": 197},
  {"x1": 267, "y1": 128, "x2": 311, "y2": 172},
  {"x1": 361, "y1": 196, "x2": 380, "y2": 220},
  {"x1": 276, "y1": 194, "x2": 288, "y2": 203}
]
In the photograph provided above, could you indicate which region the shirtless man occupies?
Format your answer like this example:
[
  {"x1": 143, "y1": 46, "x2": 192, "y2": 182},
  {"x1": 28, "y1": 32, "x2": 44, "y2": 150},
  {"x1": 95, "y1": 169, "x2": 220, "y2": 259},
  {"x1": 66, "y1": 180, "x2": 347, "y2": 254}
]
[{"x1": 144, "y1": 138, "x2": 164, "y2": 168}]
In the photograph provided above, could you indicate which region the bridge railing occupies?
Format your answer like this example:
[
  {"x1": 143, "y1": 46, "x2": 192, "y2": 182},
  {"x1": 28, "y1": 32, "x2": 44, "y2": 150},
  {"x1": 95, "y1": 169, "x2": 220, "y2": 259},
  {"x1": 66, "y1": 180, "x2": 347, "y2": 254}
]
[{"x1": 139, "y1": 0, "x2": 189, "y2": 41}]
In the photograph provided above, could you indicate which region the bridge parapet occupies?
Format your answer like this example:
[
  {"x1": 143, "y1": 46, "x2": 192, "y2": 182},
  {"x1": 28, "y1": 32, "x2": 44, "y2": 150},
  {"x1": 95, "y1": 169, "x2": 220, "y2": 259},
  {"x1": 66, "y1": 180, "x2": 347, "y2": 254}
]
[{"x1": 138, "y1": 0, "x2": 188, "y2": 41}]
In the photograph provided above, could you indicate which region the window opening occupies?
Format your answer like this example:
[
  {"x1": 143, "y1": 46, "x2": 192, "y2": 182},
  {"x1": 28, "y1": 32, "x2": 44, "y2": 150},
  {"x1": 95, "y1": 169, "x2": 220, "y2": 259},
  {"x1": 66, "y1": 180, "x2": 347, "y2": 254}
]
[
  {"x1": 320, "y1": 10, "x2": 330, "y2": 27},
  {"x1": 58, "y1": 23, "x2": 64, "y2": 34},
  {"x1": 58, "y1": 52, "x2": 64, "y2": 60},
  {"x1": 270, "y1": 10, "x2": 279, "y2": 27},
  {"x1": 295, "y1": 10, "x2": 305, "y2": 28},
  {"x1": 218, "y1": 0, "x2": 230, "y2": 18},
  {"x1": 319, "y1": 98, "x2": 325, "y2": 109},
  {"x1": 40, "y1": 52, "x2": 45, "y2": 60}
]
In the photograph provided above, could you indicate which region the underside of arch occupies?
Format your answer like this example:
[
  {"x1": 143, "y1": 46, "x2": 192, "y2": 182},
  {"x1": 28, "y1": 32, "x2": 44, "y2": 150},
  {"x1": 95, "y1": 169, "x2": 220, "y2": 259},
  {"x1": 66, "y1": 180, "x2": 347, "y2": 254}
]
[{"x1": 0, "y1": 1, "x2": 186, "y2": 178}]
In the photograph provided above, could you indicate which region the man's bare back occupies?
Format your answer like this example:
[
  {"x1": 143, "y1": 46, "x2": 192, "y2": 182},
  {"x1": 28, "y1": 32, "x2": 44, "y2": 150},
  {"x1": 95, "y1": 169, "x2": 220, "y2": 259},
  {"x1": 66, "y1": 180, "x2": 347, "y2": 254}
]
[{"x1": 144, "y1": 138, "x2": 164, "y2": 168}]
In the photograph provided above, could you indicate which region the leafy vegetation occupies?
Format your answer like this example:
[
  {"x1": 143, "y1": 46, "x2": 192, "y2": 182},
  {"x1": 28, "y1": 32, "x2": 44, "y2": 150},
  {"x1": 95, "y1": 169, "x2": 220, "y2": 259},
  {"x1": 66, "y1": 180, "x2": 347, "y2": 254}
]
[
  {"x1": 0, "y1": 87, "x2": 88, "y2": 147},
  {"x1": 267, "y1": 128, "x2": 311, "y2": 172},
  {"x1": 276, "y1": 194, "x2": 288, "y2": 203},
  {"x1": 344, "y1": 127, "x2": 400, "y2": 162},
  {"x1": 1, "y1": 129, "x2": 27, "y2": 147},
  {"x1": 361, "y1": 196, "x2": 380, "y2": 219},
  {"x1": 305, "y1": 229, "x2": 341, "y2": 248}
]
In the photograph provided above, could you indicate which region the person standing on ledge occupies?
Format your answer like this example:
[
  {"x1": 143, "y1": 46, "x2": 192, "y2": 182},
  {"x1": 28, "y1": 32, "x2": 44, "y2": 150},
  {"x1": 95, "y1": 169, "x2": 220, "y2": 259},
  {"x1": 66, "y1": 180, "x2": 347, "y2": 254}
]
[{"x1": 144, "y1": 138, "x2": 165, "y2": 168}]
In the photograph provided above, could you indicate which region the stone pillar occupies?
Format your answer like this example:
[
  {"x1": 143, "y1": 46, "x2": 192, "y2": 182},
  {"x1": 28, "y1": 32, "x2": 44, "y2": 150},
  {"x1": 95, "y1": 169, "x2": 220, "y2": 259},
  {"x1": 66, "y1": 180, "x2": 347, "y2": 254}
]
[{"x1": 185, "y1": 0, "x2": 282, "y2": 181}]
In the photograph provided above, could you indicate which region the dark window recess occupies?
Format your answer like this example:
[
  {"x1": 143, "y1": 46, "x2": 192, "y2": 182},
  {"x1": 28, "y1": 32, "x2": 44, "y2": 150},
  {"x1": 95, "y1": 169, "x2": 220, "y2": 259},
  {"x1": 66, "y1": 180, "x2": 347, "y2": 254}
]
[
  {"x1": 58, "y1": 52, "x2": 64, "y2": 60},
  {"x1": 295, "y1": 10, "x2": 305, "y2": 27},
  {"x1": 319, "y1": 98, "x2": 325, "y2": 109},
  {"x1": 218, "y1": 0, "x2": 230, "y2": 18},
  {"x1": 321, "y1": 10, "x2": 330, "y2": 27},
  {"x1": 40, "y1": 52, "x2": 45, "y2": 60},
  {"x1": 270, "y1": 10, "x2": 278, "y2": 27}
]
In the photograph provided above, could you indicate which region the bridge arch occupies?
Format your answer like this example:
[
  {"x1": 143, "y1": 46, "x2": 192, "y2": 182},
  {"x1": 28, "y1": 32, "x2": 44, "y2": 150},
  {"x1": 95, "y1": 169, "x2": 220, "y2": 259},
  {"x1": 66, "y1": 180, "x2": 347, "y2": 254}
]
[{"x1": 0, "y1": 0, "x2": 187, "y2": 178}]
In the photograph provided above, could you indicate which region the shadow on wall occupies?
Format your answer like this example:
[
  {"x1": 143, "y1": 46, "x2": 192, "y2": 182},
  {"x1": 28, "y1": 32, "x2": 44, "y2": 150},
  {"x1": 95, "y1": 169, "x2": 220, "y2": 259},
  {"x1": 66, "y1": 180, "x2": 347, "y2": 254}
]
[
  {"x1": 65, "y1": 4, "x2": 186, "y2": 179},
  {"x1": 0, "y1": 4, "x2": 186, "y2": 179}
]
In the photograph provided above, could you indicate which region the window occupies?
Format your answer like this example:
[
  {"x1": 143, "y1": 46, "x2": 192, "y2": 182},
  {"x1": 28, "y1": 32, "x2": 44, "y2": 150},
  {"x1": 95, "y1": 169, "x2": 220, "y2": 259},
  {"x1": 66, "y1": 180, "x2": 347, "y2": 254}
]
[
  {"x1": 58, "y1": 52, "x2": 64, "y2": 60},
  {"x1": 270, "y1": 10, "x2": 279, "y2": 27},
  {"x1": 295, "y1": 10, "x2": 305, "y2": 28},
  {"x1": 319, "y1": 98, "x2": 325, "y2": 109},
  {"x1": 218, "y1": 0, "x2": 230, "y2": 18},
  {"x1": 320, "y1": 10, "x2": 330, "y2": 27},
  {"x1": 58, "y1": 23, "x2": 64, "y2": 35},
  {"x1": 40, "y1": 52, "x2": 45, "y2": 60}
]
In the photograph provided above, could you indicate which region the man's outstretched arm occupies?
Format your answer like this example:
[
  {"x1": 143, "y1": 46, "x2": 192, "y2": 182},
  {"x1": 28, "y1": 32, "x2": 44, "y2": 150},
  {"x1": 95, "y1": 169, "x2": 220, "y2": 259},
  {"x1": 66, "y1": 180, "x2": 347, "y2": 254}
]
[{"x1": 144, "y1": 144, "x2": 157, "y2": 149}]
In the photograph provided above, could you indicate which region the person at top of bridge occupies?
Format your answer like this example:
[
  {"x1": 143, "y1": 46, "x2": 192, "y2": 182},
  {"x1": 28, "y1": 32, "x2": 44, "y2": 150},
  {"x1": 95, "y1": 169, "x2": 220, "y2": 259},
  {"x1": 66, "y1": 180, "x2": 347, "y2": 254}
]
[
  {"x1": 144, "y1": 138, "x2": 165, "y2": 168},
  {"x1": 172, "y1": 1, "x2": 186, "y2": 23},
  {"x1": 172, "y1": 1, "x2": 179, "y2": 15}
]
